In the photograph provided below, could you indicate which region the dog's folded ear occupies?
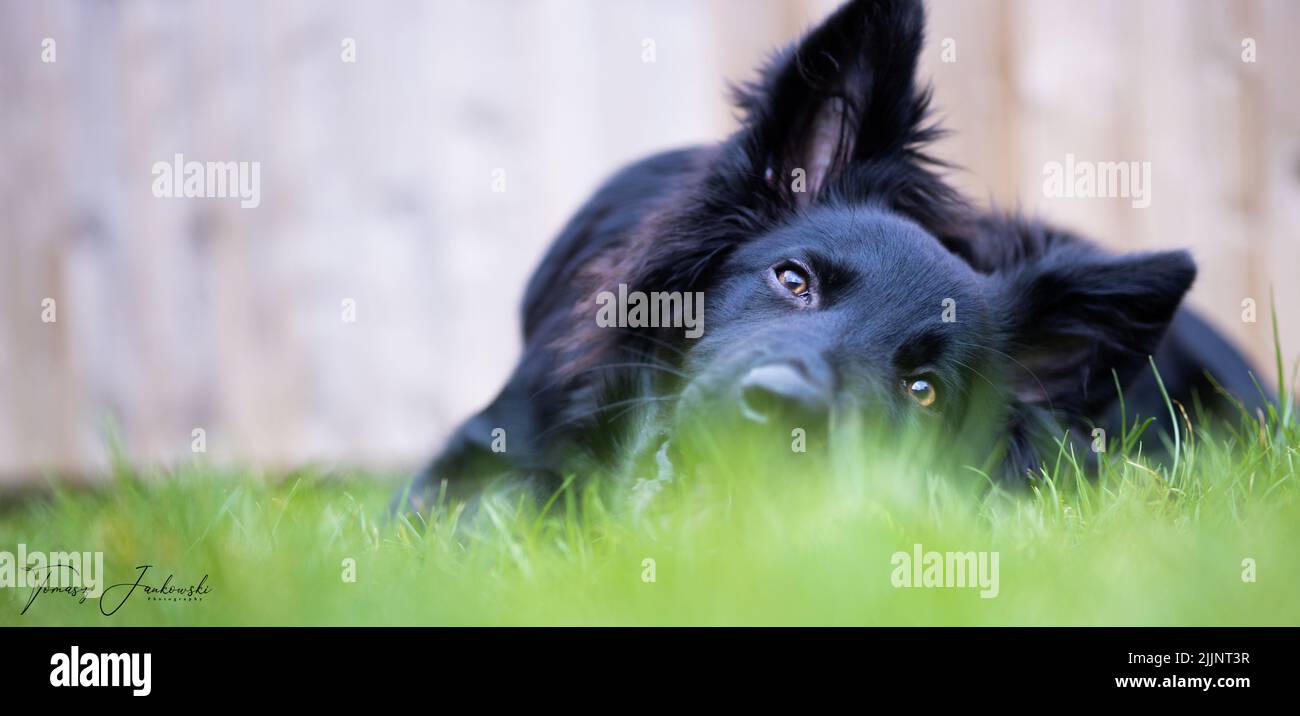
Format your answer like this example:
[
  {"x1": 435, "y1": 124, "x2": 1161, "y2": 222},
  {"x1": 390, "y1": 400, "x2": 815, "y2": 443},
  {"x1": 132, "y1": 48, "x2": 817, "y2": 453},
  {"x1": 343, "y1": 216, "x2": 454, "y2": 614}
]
[
  {"x1": 1001, "y1": 242, "x2": 1197, "y2": 416},
  {"x1": 732, "y1": 0, "x2": 936, "y2": 208}
]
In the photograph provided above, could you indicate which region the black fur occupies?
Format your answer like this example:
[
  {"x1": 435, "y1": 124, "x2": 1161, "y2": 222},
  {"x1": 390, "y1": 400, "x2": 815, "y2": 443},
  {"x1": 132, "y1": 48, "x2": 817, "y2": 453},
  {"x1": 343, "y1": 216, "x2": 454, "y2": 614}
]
[{"x1": 401, "y1": 0, "x2": 1268, "y2": 512}]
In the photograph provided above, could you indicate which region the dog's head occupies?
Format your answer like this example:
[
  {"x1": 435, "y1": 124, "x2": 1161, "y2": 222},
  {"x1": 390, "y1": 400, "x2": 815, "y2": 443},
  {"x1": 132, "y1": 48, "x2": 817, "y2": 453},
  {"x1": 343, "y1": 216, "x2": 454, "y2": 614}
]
[{"x1": 569, "y1": 0, "x2": 1195, "y2": 481}]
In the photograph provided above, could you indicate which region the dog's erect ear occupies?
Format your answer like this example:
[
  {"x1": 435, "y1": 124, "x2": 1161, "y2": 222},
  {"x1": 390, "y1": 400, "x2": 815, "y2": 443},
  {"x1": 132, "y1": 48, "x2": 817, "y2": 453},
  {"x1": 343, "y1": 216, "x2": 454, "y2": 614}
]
[
  {"x1": 1002, "y1": 245, "x2": 1197, "y2": 416},
  {"x1": 733, "y1": 0, "x2": 933, "y2": 207}
]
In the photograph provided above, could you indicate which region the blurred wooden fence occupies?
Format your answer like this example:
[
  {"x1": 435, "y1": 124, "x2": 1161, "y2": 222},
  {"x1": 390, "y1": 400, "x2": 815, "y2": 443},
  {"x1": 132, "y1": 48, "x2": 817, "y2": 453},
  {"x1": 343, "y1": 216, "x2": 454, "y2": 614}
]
[{"x1": 1, "y1": 0, "x2": 1297, "y2": 483}]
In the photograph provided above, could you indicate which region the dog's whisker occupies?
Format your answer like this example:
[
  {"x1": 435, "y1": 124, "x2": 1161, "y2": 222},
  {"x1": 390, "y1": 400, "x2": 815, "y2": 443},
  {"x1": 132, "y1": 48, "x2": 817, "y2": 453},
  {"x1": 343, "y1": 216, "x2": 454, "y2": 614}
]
[
  {"x1": 526, "y1": 394, "x2": 680, "y2": 448},
  {"x1": 524, "y1": 351, "x2": 685, "y2": 402},
  {"x1": 605, "y1": 394, "x2": 680, "y2": 425},
  {"x1": 607, "y1": 327, "x2": 689, "y2": 358},
  {"x1": 581, "y1": 361, "x2": 689, "y2": 380},
  {"x1": 618, "y1": 344, "x2": 692, "y2": 375},
  {"x1": 946, "y1": 355, "x2": 1005, "y2": 399},
  {"x1": 590, "y1": 394, "x2": 681, "y2": 416},
  {"x1": 951, "y1": 339, "x2": 1056, "y2": 416}
]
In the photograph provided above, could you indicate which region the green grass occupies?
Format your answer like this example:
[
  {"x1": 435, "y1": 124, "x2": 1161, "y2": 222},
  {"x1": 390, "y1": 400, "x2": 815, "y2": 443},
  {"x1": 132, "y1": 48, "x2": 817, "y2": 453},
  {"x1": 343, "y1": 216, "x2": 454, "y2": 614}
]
[
  {"x1": 3, "y1": 330, "x2": 1298, "y2": 626},
  {"x1": 2, "y1": 390, "x2": 1296, "y2": 627}
]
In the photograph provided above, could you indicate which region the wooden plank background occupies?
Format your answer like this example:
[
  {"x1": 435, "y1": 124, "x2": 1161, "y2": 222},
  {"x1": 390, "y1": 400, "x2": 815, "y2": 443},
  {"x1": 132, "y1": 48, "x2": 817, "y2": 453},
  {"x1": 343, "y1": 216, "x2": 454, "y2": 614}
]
[{"x1": 1, "y1": 0, "x2": 1297, "y2": 483}]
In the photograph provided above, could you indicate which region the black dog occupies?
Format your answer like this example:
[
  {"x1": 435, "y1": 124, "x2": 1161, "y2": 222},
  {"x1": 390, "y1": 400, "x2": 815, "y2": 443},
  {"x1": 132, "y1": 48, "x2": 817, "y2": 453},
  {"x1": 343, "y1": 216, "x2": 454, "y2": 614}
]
[{"x1": 403, "y1": 0, "x2": 1267, "y2": 511}]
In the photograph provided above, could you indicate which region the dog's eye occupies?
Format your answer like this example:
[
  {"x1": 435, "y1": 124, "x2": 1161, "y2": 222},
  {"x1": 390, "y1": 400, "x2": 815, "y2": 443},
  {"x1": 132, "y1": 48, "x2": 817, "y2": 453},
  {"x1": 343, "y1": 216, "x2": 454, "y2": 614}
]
[
  {"x1": 775, "y1": 266, "x2": 810, "y2": 297},
  {"x1": 904, "y1": 378, "x2": 938, "y2": 408}
]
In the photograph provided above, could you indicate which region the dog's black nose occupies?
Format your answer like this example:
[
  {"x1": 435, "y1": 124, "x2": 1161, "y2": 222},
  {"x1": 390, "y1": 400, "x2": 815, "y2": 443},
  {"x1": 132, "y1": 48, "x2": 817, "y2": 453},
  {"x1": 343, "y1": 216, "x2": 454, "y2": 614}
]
[{"x1": 738, "y1": 363, "x2": 830, "y2": 424}]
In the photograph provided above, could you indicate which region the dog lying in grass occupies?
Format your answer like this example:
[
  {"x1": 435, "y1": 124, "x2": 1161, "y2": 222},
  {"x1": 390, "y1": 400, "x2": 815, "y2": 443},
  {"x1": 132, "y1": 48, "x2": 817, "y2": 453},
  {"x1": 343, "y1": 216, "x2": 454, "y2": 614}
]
[{"x1": 401, "y1": 0, "x2": 1268, "y2": 513}]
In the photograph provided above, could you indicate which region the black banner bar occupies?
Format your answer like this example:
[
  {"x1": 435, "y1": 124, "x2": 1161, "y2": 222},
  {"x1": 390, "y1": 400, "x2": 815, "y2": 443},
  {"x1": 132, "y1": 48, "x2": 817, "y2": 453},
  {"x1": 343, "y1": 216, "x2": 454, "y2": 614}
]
[{"x1": 1, "y1": 627, "x2": 1292, "y2": 701}]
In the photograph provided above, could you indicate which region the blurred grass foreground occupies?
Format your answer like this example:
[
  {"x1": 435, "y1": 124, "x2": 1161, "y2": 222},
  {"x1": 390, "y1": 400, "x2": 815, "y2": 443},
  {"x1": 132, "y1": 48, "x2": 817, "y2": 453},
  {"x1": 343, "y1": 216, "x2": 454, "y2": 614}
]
[{"x1": 1, "y1": 365, "x2": 1296, "y2": 626}]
